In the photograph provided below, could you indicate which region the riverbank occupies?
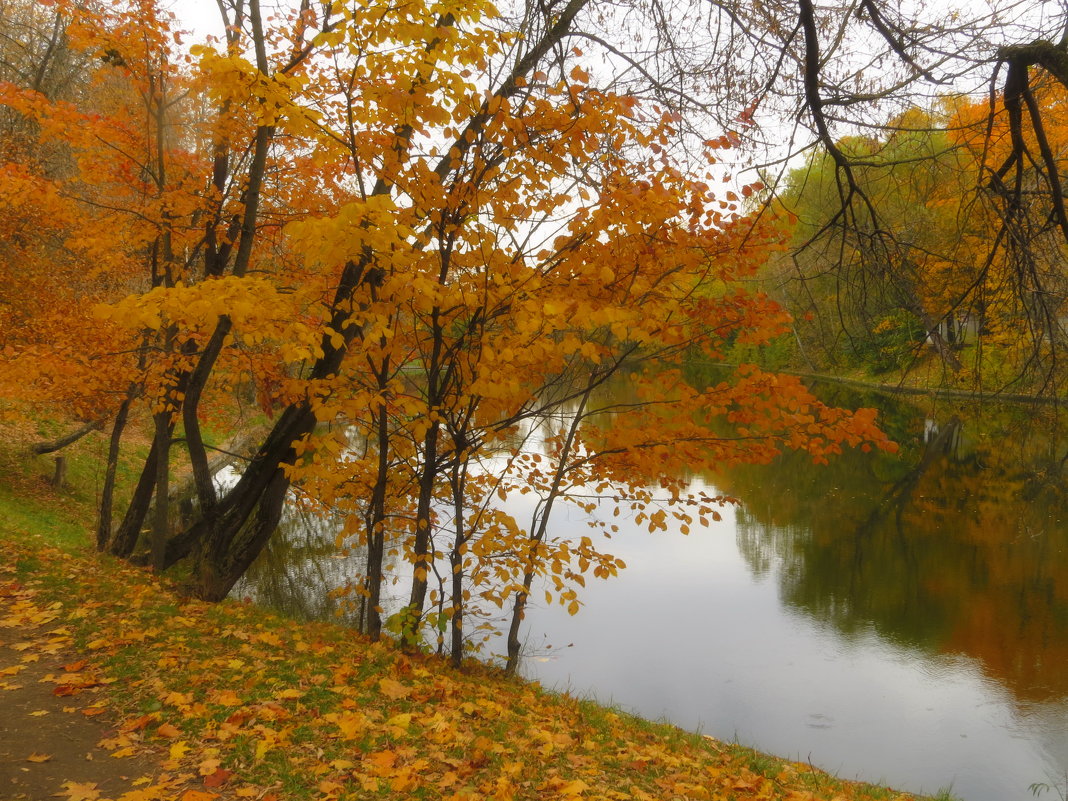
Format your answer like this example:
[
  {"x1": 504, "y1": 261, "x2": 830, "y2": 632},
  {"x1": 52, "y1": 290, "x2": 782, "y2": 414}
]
[
  {"x1": 0, "y1": 420, "x2": 941, "y2": 801},
  {"x1": 695, "y1": 356, "x2": 1068, "y2": 407}
]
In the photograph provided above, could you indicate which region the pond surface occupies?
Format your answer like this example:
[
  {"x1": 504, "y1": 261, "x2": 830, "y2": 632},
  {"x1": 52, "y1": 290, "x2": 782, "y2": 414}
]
[{"x1": 231, "y1": 382, "x2": 1068, "y2": 801}]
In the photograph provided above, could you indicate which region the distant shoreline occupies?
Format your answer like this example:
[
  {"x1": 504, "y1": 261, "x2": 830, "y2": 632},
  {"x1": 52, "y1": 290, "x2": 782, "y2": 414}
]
[{"x1": 701, "y1": 362, "x2": 1068, "y2": 406}]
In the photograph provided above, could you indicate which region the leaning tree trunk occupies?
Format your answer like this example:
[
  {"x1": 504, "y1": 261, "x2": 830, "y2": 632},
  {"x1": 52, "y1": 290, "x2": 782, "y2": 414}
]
[
  {"x1": 109, "y1": 436, "x2": 160, "y2": 558},
  {"x1": 178, "y1": 255, "x2": 386, "y2": 598},
  {"x1": 188, "y1": 402, "x2": 318, "y2": 601},
  {"x1": 31, "y1": 420, "x2": 101, "y2": 455}
]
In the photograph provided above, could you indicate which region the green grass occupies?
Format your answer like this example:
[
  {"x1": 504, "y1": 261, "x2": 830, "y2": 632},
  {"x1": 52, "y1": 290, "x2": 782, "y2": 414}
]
[{"x1": 0, "y1": 481, "x2": 90, "y2": 549}]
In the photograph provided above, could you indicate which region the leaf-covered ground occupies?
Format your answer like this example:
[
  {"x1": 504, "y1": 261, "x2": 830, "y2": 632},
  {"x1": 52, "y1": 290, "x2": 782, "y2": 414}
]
[{"x1": 0, "y1": 528, "x2": 933, "y2": 801}]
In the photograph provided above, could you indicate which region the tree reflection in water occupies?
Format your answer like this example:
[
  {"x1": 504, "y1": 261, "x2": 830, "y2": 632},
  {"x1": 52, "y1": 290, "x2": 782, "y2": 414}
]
[{"x1": 729, "y1": 391, "x2": 1068, "y2": 705}]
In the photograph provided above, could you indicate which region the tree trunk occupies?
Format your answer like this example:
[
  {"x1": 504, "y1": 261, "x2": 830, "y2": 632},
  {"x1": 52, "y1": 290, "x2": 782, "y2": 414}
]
[
  {"x1": 182, "y1": 318, "x2": 232, "y2": 512},
  {"x1": 31, "y1": 420, "x2": 102, "y2": 455},
  {"x1": 187, "y1": 402, "x2": 318, "y2": 600},
  {"x1": 109, "y1": 436, "x2": 160, "y2": 558},
  {"x1": 448, "y1": 461, "x2": 468, "y2": 669},
  {"x1": 96, "y1": 397, "x2": 132, "y2": 551},
  {"x1": 402, "y1": 421, "x2": 440, "y2": 646},
  {"x1": 363, "y1": 396, "x2": 390, "y2": 640},
  {"x1": 50, "y1": 456, "x2": 67, "y2": 488},
  {"x1": 150, "y1": 410, "x2": 171, "y2": 571},
  {"x1": 504, "y1": 565, "x2": 535, "y2": 676},
  {"x1": 505, "y1": 386, "x2": 591, "y2": 674}
]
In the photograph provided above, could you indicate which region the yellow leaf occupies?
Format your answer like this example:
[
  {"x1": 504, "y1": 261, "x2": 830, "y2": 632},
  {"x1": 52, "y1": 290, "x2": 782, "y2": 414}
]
[
  {"x1": 213, "y1": 689, "x2": 242, "y2": 707},
  {"x1": 58, "y1": 781, "x2": 101, "y2": 801},
  {"x1": 559, "y1": 778, "x2": 589, "y2": 796},
  {"x1": 329, "y1": 711, "x2": 365, "y2": 740},
  {"x1": 117, "y1": 788, "x2": 166, "y2": 801},
  {"x1": 378, "y1": 677, "x2": 410, "y2": 700},
  {"x1": 163, "y1": 691, "x2": 192, "y2": 707},
  {"x1": 386, "y1": 712, "x2": 412, "y2": 730},
  {"x1": 26, "y1": 752, "x2": 51, "y2": 762}
]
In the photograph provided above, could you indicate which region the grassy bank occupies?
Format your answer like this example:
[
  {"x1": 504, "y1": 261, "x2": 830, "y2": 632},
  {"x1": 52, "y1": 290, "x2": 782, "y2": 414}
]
[{"x1": 0, "y1": 420, "x2": 942, "y2": 801}]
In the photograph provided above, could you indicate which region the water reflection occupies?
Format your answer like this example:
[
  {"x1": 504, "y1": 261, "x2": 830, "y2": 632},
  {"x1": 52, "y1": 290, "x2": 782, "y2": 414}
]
[
  {"x1": 231, "y1": 384, "x2": 1068, "y2": 801},
  {"x1": 725, "y1": 394, "x2": 1068, "y2": 706},
  {"x1": 232, "y1": 504, "x2": 357, "y2": 624}
]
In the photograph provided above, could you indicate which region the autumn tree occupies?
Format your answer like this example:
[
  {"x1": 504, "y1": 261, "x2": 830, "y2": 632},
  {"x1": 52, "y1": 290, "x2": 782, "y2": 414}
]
[
  {"x1": 0, "y1": 0, "x2": 900, "y2": 670},
  {"x1": 767, "y1": 91, "x2": 1068, "y2": 385},
  {"x1": 769, "y1": 107, "x2": 982, "y2": 373},
  {"x1": 743, "y1": 0, "x2": 1068, "y2": 385},
  {"x1": 571, "y1": 0, "x2": 1068, "y2": 389}
]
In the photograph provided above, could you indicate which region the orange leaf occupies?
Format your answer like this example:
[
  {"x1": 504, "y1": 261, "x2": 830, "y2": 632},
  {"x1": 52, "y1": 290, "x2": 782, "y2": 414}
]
[
  {"x1": 121, "y1": 714, "x2": 155, "y2": 732},
  {"x1": 26, "y1": 752, "x2": 51, "y2": 762},
  {"x1": 203, "y1": 769, "x2": 233, "y2": 788}
]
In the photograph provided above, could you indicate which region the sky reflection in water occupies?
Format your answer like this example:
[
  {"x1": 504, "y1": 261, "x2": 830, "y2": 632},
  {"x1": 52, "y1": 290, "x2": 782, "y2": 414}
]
[{"x1": 234, "y1": 391, "x2": 1068, "y2": 801}]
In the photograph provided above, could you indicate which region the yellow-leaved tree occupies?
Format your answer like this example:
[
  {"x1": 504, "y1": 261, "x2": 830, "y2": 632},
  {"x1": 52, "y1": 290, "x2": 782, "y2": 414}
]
[{"x1": 0, "y1": 0, "x2": 897, "y2": 667}]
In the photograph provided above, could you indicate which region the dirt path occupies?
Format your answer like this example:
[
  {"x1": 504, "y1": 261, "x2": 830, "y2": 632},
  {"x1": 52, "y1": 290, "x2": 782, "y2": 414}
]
[
  {"x1": 0, "y1": 613, "x2": 157, "y2": 800},
  {"x1": 0, "y1": 583, "x2": 234, "y2": 801}
]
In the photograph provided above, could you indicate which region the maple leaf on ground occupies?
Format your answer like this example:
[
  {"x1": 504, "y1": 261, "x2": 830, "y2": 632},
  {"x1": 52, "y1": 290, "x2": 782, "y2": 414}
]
[
  {"x1": 378, "y1": 677, "x2": 409, "y2": 700},
  {"x1": 26, "y1": 751, "x2": 51, "y2": 762},
  {"x1": 116, "y1": 789, "x2": 164, "y2": 801},
  {"x1": 203, "y1": 768, "x2": 234, "y2": 788},
  {"x1": 57, "y1": 781, "x2": 101, "y2": 801},
  {"x1": 121, "y1": 715, "x2": 155, "y2": 732}
]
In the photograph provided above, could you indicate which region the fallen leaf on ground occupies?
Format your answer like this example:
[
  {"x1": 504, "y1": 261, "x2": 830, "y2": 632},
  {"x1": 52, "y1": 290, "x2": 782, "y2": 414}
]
[
  {"x1": 203, "y1": 768, "x2": 233, "y2": 788},
  {"x1": 56, "y1": 781, "x2": 101, "y2": 801},
  {"x1": 378, "y1": 677, "x2": 409, "y2": 700}
]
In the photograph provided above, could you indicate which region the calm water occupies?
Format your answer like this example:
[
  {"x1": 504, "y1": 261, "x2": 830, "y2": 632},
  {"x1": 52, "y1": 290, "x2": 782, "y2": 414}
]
[{"x1": 232, "y1": 384, "x2": 1068, "y2": 801}]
